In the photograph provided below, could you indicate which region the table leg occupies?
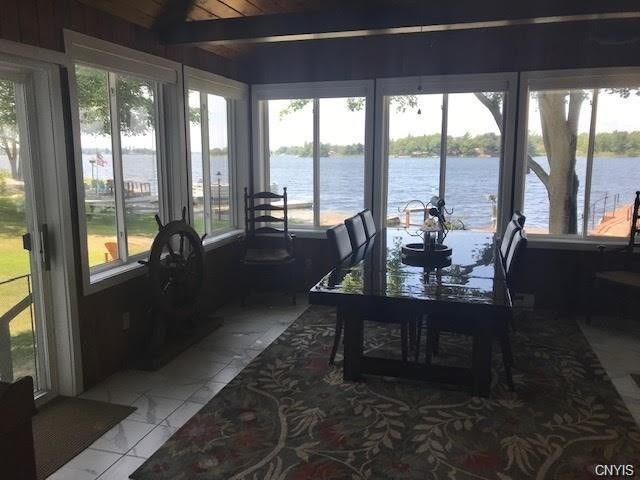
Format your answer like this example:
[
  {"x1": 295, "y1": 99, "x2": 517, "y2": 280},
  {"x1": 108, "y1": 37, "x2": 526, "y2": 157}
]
[
  {"x1": 343, "y1": 309, "x2": 364, "y2": 381},
  {"x1": 472, "y1": 330, "x2": 492, "y2": 397}
]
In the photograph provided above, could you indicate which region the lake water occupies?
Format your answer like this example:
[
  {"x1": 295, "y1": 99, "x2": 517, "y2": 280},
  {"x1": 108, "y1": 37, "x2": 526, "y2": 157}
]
[
  {"x1": 2, "y1": 153, "x2": 638, "y2": 231},
  {"x1": 270, "y1": 154, "x2": 640, "y2": 231}
]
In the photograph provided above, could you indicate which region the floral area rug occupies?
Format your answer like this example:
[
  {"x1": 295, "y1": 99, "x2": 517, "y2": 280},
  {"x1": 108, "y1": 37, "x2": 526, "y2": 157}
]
[{"x1": 132, "y1": 306, "x2": 640, "y2": 480}]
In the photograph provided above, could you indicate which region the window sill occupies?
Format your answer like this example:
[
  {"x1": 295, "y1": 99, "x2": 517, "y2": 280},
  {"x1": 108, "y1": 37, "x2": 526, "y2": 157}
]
[
  {"x1": 527, "y1": 236, "x2": 628, "y2": 251},
  {"x1": 86, "y1": 260, "x2": 148, "y2": 295},
  {"x1": 203, "y1": 229, "x2": 244, "y2": 251},
  {"x1": 84, "y1": 229, "x2": 245, "y2": 295},
  {"x1": 290, "y1": 228, "x2": 328, "y2": 239}
]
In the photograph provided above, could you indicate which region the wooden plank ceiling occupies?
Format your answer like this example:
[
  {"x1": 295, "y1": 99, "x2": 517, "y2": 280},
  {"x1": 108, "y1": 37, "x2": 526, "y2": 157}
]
[{"x1": 77, "y1": 0, "x2": 346, "y2": 57}]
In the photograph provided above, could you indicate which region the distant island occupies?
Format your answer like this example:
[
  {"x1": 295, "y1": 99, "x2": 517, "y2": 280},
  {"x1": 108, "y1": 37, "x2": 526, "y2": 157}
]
[{"x1": 272, "y1": 130, "x2": 640, "y2": 158}]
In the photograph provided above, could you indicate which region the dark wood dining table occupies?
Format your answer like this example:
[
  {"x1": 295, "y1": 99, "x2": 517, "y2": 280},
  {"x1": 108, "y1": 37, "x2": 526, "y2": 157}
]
[{"x1": 309, "y1": 228, "x2": 512, "y2": 397}]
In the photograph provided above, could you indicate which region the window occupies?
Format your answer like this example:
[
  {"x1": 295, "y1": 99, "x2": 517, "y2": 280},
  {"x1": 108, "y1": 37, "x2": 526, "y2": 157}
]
[
  {"x1": 187, "y1": 90, "x2": 234, "y2": 236},
  {"x1": 384, "y1": 88, "x2": 506, "y2": 231},
  {"x1": 521, "y1": 72, "x2": 640, "y2": 240},
  {"x1": 257, "y1": 85, "x2": 370, "y2": 229},
  {"x1": 267, "y1": 99, "x2": 314, "y2": 225},
  {"x1": 76, "y1": 65, "x2": 163, "y2": 270}
]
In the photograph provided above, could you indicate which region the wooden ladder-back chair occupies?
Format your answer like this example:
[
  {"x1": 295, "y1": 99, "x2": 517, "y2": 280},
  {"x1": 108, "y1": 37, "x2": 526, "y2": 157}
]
[
  {"x1": 242, "y1": 187, "x2": 296, "y2": 304},
  {"x1": 587, "y1": 191, "x2": 640, "y2": 323}
]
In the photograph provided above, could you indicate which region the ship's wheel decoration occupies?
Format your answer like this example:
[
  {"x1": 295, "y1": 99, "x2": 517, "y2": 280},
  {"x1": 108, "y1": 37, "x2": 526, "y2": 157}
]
[{"x1": 141, "y1": 207, "x2": 205, "y2": 315}]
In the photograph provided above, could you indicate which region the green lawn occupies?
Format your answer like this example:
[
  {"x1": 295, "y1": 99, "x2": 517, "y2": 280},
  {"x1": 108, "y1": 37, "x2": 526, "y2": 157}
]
[{"x1": 1, "y1": 194, "x2": 37, "y2": 383}]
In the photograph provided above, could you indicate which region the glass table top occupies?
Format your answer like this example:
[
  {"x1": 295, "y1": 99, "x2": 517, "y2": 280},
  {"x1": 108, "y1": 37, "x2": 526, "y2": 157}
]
[{"x1": 311, "y1": 228, "x2": 510, "y2": 308}]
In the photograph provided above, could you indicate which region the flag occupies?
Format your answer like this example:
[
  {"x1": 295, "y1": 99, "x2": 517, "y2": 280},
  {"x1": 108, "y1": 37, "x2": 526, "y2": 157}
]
[{"x1": 95, "y1": 152, "x2": 107, "y2": 167}]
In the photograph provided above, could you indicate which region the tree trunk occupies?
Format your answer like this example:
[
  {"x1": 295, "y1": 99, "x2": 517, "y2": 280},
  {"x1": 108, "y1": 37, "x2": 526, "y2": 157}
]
[
  {"x1": 537, "y1": 91, "x2": 584, "y2": 235},
  {"x1": 0, "y1": 136, "x2": 19, "y2": 180}
]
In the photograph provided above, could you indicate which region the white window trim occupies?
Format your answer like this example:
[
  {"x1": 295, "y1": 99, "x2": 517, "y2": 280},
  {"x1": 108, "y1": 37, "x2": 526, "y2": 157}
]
[
  {"x1": 184, "y1": 66, "x2": 249, "y2": 247},
  {"x1": 251, "y1": 80, "x2": 375, "y2": 234},
  {"x1": 65, "y1": 31, "x2": 183, "y2": 294},
  {"x1": 514, "y1": 67, "x2": 640, "y2": 248},
  {"x1": 0, "y1": 44, "x2": 82, "y2": 397},
  {"x1": 374, "y1": 73, "x2": 519, "y2": 234}
]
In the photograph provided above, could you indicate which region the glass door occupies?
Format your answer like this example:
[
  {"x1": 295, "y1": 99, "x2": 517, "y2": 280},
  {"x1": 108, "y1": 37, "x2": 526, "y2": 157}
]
[{"x1": 0, "y1": 72, "x2": 53, "y2": 396}]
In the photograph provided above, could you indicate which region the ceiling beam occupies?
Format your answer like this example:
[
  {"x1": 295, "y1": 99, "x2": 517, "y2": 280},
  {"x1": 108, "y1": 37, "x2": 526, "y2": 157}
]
[
  {"x1": 153, "y1": 0, "x2": 198, "y2": 31},
  {"x1": 160, "y1": 0, "x2": 640, "y2": 46}
]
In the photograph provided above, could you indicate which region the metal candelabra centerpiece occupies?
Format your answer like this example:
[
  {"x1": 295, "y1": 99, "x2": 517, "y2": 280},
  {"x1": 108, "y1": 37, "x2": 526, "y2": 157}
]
[{"x1": 399, "y1": 197, "x2": 453, "y2": 265}]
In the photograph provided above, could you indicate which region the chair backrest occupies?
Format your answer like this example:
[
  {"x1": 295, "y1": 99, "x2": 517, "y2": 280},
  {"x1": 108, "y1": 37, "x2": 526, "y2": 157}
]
[
  {"x1": 359, "y1": 209, "x2": 377, "y2": 240},
  {"x1": 512, "y1": 211, "x2": 526, "y2": 228},
  {"x1": 505, "y1": 228, "x2": 527, "y2": 283},
  {"x1": 500, "y1": 220, "x2": 521, "y2": 263},
  {"x1": 244, "y1": 187, "x2": 290, "y2": 251},
  {"x1": 345, "y1": 214, "x2": 367, "y2": 249},
  {"x1": 327, "y1": 224, "x2": 353, "y2": 263}
]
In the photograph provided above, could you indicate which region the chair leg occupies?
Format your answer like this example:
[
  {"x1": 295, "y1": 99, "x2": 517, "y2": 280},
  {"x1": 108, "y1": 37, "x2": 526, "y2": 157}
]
[
  {"x1": 499, "y1": 329, "x2": 515, "y2": 391},
  {"x1": 329, "y1": 310, "x2": 344, "y2": 365},
  {"x1": 401, "y1": 322, "x2": 408, "y2": 363}
]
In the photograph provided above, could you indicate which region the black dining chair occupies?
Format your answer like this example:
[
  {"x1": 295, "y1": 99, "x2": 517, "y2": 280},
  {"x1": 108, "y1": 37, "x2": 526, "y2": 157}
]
[
  {"x1": 422, "y1": 228, "x2": 527, "y2": 392},
  {"x1": 359, "y1": 209, "x2": 377, "y2": 240},
  {"x1": 327, "y1": 224, "x2": 353, "y2": 264},
  {"x1": 345, "y1": 214, "x2": 368, "y2": 250},
  {"x1": 587, "y1": 191, "x2": 640, "y2": 323},
  {"x1": 496, "y1": 228, "x2": 527, "y2": 389},
  {"x1": 326, "y1": 223, "x2": 414, "y2": 365},
  {"x1": 499, "y1": 212, "x2": 526, "y2": 265}
]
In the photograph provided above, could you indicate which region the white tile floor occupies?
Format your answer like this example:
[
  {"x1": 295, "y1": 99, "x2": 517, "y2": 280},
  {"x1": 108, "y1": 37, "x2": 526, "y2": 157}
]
[
  {"x1": 579, "y1": 314, "x2": 640, "y2": 425},
  {"x1": 46, "y1": 295, "x2": 308, "y2": 480},
  {"x1": 46, "y1": 299, "x2": 640, "y2": 479}
]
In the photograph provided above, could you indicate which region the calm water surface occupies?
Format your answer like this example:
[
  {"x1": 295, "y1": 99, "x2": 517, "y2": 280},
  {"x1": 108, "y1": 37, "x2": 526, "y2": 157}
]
[{"x1": 2, "y1": 153, "x2": 638, "y2": 230}]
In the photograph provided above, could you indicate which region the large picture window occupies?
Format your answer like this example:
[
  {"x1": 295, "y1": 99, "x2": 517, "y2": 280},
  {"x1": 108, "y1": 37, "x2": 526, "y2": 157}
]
[
  {"x1": 263, "y1": 94, "x2": 368, "y2": 227},
  {"x1": 75, "y1": 65, "x2": 163, "y2": 270},
  {"x1": 384, "y1": 88, "x2": 506, "y2": 232},
  {"x1": 521, "y1": 74, "x2": 640, "y2": 239},
  {"x1": 187, "y1": 90, "x2": 234, "y2": 237}
]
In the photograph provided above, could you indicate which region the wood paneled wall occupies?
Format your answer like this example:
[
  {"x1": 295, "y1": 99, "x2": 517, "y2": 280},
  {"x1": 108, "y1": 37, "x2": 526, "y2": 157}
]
[
  {"x1": 1, "y1": 0, "x2": 247, "y2": 389},
  {"x1": 80, "y1": 241, "x2": 243, "y2": 388},
  {"x1": 0, "y1": 0, "x2": 242, "y2": 80},
  {"x1": 240, "y1": 19, "x2": 640, "y2": 83}
]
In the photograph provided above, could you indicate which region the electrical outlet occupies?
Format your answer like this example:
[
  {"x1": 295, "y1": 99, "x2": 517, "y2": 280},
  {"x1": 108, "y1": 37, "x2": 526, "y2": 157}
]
[{"x1": 122, "y1": 312, "x2": 130, "y2": 330}]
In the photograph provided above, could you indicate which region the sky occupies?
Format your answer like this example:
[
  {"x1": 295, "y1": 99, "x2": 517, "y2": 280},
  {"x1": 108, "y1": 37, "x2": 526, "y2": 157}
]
[
  {"x1": 267, "y1": 93, "x2": 503, "y2": 149},
  {"x1": 527, "y1": 89, "x2": 640, "y2": 134}
]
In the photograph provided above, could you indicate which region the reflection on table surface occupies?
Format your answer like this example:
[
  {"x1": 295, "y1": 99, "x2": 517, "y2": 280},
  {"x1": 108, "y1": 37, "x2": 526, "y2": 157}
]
[{"x1": 312, "y1": 228, "x2": 510, "y2": 307}]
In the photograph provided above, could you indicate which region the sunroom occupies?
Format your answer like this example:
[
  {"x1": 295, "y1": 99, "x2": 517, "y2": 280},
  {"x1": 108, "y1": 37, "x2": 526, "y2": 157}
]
[{"x1": 1, "y1": 1, "x2": 639, "y2": 478}]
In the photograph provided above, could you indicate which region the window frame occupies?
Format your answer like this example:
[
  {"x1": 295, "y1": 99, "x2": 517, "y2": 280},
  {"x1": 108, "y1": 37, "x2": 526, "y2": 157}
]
[
  {"x1": 252, "y1": 80, "x2": 375, "y2": 233},
  {"x1": 374, "y1": 73, "x2": 519, "y2": 234},
  {"x1": 65, "y1": 31, "x2": 181, "y2": 293},
  {"x1": 184, "y1": 66, "x2": 248, "y2": 247},
  {"x1": 515, "y1": 67, "x2": 640, "y2": 247}
]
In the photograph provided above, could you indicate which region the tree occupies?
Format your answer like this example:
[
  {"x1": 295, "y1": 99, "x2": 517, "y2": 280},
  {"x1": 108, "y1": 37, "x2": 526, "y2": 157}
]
[
  {"x1": 0, "y1": 80, "x2": 20, "y2": 180},
  {"x1": 0, "y1": 68, "x2": 160, "y2": 181},
  {"x1": 473, "y1": 90, "x2": 586, "y2": 234},
  {"x1": 75, "y1": 66, "x2": 155, "y2": 137}
]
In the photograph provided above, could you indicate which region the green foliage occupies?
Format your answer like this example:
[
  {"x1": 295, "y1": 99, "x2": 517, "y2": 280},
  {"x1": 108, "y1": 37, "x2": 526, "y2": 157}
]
[
  {"x1": 277, "y1": 95, "x2": 418, "y2": 119},
  {"x1": 528, "y1": 130, "x2": 640, "y2": 157},
  {"x1": 0, "y1": 80, "x2": 17, "y2": 126},
  {"x1": 278, "y1": 98, "x2": 312, "y2": 119},
  {"x1": 0, "y1": 170, "x2": 8, "y2": 195},
  {"x1": 75, "y1": 65, "x2": 154, "y2": 137},
  {"x1": 275, "y1": 141, "x2": 364, "y2": 157}
]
